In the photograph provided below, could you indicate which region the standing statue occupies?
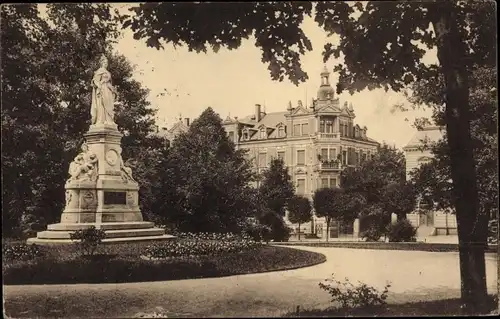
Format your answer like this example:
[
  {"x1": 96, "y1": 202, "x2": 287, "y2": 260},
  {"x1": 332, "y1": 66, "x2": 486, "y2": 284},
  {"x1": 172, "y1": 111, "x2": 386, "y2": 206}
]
[{"x1": 91, "y1": 55, "x2": 117, "y2": 125}]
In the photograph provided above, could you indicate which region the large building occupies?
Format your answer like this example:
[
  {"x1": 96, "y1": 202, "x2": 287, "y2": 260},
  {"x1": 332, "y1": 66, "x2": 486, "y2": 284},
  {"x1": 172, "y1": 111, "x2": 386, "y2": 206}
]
[
  {"x1": 222, "y1": 67, "x2": 379, "y2": 239},
  {"x1": 403, "y1": 126, "x2": 458, "y2": 236}
]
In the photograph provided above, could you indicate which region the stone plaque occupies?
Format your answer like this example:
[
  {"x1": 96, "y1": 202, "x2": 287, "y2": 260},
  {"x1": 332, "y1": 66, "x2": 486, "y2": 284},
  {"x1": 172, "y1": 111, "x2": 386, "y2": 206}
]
[{"x1": 104, "y1": 191, "x2": 127, "y2": 205}]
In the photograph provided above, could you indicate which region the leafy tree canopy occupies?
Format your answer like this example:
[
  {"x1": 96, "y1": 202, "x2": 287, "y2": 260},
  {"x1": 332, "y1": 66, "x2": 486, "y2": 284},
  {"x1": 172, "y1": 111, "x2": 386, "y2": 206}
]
[
  {"x1": 287, "y1": 195, "x2": 312, "y2": 225},
  {"x1": 259, "y1": 158, "x2": 295, "y2": 217},
  {"x1": 1, "y1": 4, "x2": 161, "y2": 236},
  {"x1": 166, "y1": 107, "x2": 257, "y2": 233}
]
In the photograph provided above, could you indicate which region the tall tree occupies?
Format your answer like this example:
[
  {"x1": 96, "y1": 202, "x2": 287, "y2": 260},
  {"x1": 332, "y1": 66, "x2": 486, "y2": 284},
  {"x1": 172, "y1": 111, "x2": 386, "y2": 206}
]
[
  {"x1": 259, "y1": 158, "x2": 295, "y2": 217},
  {"x1": 379, "y1": 181, "x2": 417, "y2": 221},
  {"x1": 1, "y1": 4, "x2": 160, "y2": 236},
  {"x1": 166, "y1": 107, "x2": 257, "y2": 233},
  {"x1": 287, "y1": 195, "x2": 312, "y2": 241},
  {"x1": 122, "y1": 1, "x2": 496, "y2": 310},
  {"x1": 258, "y1": 158, "x2": 295, "y2": 241},
  {"x1": 341, "y1": 143, "x2": 406, "y2": 208},
  {"x1": 313, "y1": 187, "x2": 337, "y2": 242},
  {"x1": 409, "y1": 65, "x2": 498, "y2": 223}
]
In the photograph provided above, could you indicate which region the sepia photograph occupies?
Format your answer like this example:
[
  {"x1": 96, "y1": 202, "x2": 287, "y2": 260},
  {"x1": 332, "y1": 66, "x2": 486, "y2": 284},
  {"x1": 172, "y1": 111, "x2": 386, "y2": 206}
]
[{"x1": 1, "y1": 1, "x2": 498, "y2": 318}]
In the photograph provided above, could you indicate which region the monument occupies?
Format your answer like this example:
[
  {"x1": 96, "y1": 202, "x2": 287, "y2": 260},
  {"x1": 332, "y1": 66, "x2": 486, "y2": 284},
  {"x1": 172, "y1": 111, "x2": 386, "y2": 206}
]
[{"x1": 28, "y1": 55, "x2": 174, "y2": 244}]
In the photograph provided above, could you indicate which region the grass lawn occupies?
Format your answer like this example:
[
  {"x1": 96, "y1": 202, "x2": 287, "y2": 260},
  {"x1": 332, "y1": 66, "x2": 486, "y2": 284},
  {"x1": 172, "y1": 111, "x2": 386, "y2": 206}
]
[
  {"x1": 274, "y1": 241, "x2": 498, "y2": 253},
  {"x1": 284, "y1": 295, "x2": 499, "y2": 317},
  {"x1": 3, "y1": 241, "x2": 326, "y2": 285}
]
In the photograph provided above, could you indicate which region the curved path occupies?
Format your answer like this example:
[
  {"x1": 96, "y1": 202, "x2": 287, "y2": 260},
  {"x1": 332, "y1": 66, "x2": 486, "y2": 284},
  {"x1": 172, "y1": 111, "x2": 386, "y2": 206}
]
[{"x1": 4, "y1": 246, "x2": 498, "y2": 318}]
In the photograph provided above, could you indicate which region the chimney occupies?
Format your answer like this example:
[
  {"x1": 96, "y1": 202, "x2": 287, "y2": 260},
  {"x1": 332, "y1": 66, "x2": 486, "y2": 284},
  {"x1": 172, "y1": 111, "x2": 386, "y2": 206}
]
[
  {"x1": 255, "y1": 104, "x2": 261, "y2": 122},
  {"x1": 184, "y1": 118, "x2": 190, "y2": 127}
]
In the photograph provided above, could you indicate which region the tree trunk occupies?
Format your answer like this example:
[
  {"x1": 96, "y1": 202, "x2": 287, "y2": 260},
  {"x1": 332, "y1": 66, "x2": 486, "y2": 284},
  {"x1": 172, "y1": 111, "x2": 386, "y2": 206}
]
[
  {"x1": 326, "y1": 217, "x2": 330, "y2": 242},
  {"x1": 298, "y1": 222, "x2": 301, "y2": 241},
  {"x1": 431, "y1": 6, "x2": 488, "y2": 313}
]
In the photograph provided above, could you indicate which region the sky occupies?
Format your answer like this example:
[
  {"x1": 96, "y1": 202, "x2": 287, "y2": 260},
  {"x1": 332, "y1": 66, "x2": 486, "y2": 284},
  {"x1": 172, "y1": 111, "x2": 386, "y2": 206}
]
[{"x1": 56, "y1": 3, "x2": 438, "y2": 149}]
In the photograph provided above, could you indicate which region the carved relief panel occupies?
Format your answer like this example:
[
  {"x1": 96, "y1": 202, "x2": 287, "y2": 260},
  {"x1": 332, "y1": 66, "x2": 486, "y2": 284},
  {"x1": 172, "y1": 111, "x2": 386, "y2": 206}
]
[{"x1": 80, "y1": 190, "x2": 97, "y2": 210}]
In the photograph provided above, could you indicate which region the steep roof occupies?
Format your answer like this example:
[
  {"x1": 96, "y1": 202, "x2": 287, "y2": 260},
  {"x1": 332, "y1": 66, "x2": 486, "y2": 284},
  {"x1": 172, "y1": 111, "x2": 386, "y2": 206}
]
[
  {"x1": 404, "y1": 126, "x2": 445, "y2": 149},
  {"x1": 239, "y1": 111, "x2": 288, "y2": 128}
]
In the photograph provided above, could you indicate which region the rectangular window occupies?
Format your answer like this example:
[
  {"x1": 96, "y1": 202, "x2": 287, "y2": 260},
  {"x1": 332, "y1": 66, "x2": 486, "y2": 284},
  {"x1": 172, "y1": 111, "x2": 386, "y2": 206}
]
[
  {"x1": 277, "y1": 151, "x2": 285, "y2": 161},
  {"x1": 321, "y1": 178, "x2": 329, "y2": 188},
  {"x1": 293, "y1": 124, "x2": 301, "y2": 136},
  {"x1": 228, "y1": 131, "x2": 234, "y2": 141},
  {"x1": 278, "y1": 127, "x2": 285, "y2": 137},
  {"x1": 347, "y1": 148, "x2": 352, "y2": 165},
  {"x1": 331, "y1": 178, "x2": 337, "y2": 188},
  {"x1": 260, "y1": 129, "x2": 266, "y2": 139},
  {"x1": 329, "y1": 148, "x2": 337, "y2": 161},
  {"x1": 319, "y1": 120, "x2": 325, "y2": 133},
  {"x1": 296, "y1": 150, "x2": 305, "y2": 166},
  {"x1": 258, "y1": 153, "x2": 267, "y2": 168},
  {"x1": 297, "y1": 179, "x2": 306, "y2": 194},
  {"x1": 321, "y1": 148, "x2": 328, "y2": 161},
  {"x1": 342, "y1": 151, "x2": 347, "y2": 165},
  {"x1": 301, "y1": 123, "x2": 308, "y2": 136},
  {"x1": 326, "y1": 120, "x2": 333, "y2": 133}
]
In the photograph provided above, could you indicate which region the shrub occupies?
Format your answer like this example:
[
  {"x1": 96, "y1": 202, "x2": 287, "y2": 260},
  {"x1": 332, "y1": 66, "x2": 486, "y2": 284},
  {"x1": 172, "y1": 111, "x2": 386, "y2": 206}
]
[
  {"x1": 3, "y1": 243, "x2": 44, "y2": 261},
  {"x1": 360, "y1": 226, "x2": 384, "y2": 242},
  {"x1": 488, "y1": 219, "x2": 498, "y2": 244},
  {"x1": 319, "y1": 274, "x2": 391, "y2": 310},
  {"x1": 70, "y1": 226, "x2": 106, "y2": 257},
  {"x1": 305, "y1": 233, "x2": 320, "y2": 239},
  {"x1": 243, "y1": 223, "x2": 272, "y2": 242},
  {"x1": 386, "y1": 219, "x2": 417, "y2": 242}
]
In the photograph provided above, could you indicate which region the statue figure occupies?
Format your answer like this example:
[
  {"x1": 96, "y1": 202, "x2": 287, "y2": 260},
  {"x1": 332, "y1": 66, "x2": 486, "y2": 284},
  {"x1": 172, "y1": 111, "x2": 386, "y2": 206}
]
[
  {"x1": 68, "y1": 142, "x2": 98, "y2": 181},
  {"x1": 91, "y1": 55, "x2": 117, "y2": 125},
  {"x1": 120, "y1": 158, "x2": 136, "y2": 183}
]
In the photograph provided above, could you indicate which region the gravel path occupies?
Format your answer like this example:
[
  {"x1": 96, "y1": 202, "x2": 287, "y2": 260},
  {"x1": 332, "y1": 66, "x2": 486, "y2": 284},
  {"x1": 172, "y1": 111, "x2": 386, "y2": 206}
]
[{"x1": 4, "y1": 246, "x2": 497, "y2": 318}]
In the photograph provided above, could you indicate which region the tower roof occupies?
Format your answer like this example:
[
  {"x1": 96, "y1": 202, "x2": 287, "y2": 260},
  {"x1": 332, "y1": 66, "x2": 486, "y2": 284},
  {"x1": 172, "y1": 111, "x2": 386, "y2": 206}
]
[{"x1": 317, "y1": 66, "x2": 335, "y2": 101}]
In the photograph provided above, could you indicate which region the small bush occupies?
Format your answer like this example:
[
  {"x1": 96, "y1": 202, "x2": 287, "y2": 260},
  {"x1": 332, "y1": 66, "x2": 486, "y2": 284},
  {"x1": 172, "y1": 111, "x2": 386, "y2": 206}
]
[
  {"x1": 243, "y1": 223, "x2": 272, "y2": 242},
  {"x1": 386, "y1": 219, "x2": 417, "y2": 242},
  {"x1": 360, "y1": 226, "x2": 384, "y2": 242},
  {"x1": 319, "y1": 273, "x2": 391, "y2": 310},
  {"x1": 305, "y1": 233, "x2": 320, "y2": 239},
  {"x1": 3, "y1": 243, "x2": 44, "y2": 261},
  {"x1": 488, "y1": 219, "x2": 498, "y2": 244},
  {"x1": 70, "y1": 226, "x2": 106, "y2": 257}
]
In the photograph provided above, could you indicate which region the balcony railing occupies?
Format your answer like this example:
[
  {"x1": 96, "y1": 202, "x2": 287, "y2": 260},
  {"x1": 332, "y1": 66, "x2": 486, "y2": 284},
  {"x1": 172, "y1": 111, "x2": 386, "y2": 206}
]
[{"x1": 317, "y1": 160, "x2": 341, "y2": 170}]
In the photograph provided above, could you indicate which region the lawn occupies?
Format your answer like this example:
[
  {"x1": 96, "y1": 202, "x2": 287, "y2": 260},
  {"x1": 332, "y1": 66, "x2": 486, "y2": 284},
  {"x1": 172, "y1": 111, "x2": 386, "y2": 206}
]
[
  {"x1": 284, "y1": 295, "x2": 498, "y2": 317},
  {"x1": 273, "y1": 241, "x2": 498, "y2": 253},
  {"x1": 3, "y1": 239, "x2": 326, "y2": 285}
]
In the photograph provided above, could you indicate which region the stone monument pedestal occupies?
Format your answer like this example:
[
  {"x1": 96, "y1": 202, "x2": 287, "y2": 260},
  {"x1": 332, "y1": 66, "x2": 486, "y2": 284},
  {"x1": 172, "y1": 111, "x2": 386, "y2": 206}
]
[{"x1": 27, "y1": 124, "x2": 174, "y2": 245}]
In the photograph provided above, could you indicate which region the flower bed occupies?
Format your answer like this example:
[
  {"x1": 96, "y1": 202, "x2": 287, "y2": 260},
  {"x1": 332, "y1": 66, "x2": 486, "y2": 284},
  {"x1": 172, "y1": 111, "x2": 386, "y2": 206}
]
[
  {"x1": 143, "y1": 234, "x2": 262, "y2": 259},
  {"x1": 3, "y1": 241, "x2": 325, "y2": 285}
]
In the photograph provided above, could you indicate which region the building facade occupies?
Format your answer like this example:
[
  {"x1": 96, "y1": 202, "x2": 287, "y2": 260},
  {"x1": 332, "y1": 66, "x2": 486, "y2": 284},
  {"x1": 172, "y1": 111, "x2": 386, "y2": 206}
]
[
  {"x1": 222, "y1": 67, "x2": 379, "y2": 239},
  {"x1": 403, "y1": 126, "x2": 458, "y2": 236}
]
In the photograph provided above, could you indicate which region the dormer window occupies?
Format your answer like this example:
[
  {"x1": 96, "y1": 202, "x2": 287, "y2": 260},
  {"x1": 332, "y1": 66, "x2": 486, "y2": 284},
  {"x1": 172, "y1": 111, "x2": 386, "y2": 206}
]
[
  {"x1": 242, "y1": 130, "x2": 249, "y2": 140},
  {"x1": 260, "y1": 128, "x2": 266, "y2": 139},
  {"x1": 278, "y1": 126, "x2": 286, "y2": 138}
]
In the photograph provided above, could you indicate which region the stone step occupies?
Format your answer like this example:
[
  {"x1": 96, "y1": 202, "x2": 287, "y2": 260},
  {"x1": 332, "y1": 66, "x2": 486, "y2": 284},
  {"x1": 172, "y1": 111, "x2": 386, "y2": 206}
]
[
  {"x1": 27, "y1": 234, "x2": 176, "y2": 246},
  {"x1": 47, "y1": 222, "x2": 155, "y2": 231},
  {"x1": 37, "y1": 227, "x2": 165, "y2": 240}
]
